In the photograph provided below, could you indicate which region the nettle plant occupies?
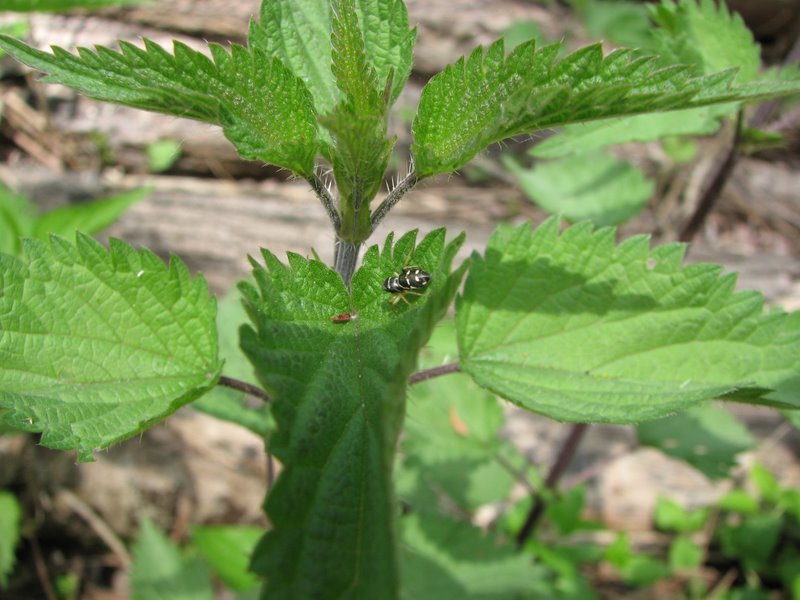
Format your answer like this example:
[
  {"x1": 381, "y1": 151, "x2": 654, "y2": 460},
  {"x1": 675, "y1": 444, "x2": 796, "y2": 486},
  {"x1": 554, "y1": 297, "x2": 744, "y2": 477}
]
[{"x1": 1, "y1": 0, "x2": 800, "y2": 597}]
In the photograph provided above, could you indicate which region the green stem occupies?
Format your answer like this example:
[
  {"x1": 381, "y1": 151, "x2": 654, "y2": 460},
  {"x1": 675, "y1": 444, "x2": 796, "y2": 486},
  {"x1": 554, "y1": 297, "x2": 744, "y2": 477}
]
[
  {"x1": 307, "y1": 173, "x2": 341, "y2": 233},
  {"x1": 370, "y1": 170, "x2": 418, "y2": 233},
  {"x1": 334, "y1": 238, "x2": 361, "y2": 288},
  {"x1": 515, "y1": 423, "x2": 589, "y2": 547}
]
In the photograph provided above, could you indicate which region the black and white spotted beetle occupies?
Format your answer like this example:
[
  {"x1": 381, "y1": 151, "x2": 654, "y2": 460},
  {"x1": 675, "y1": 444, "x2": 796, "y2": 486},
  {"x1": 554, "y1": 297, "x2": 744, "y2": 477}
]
[{"x1": 383, "y1": 266, "x2": 431, "y2": 306}]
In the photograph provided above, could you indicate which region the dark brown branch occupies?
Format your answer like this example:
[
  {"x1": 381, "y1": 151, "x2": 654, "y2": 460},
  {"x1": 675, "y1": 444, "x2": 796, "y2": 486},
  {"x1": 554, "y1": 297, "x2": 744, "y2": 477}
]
[
  {"x1": 217, "y1": 375, "x2": 271, "y2": 402},
  {"x1": 515, "y1": 423, "x2": 589, "y2": 548},
  {"x1": 409, "y1": 362, "x2": 460, "y2": 385},
  {"x1": 678, "y1": 111, "x2": 744, "y2": 243}
]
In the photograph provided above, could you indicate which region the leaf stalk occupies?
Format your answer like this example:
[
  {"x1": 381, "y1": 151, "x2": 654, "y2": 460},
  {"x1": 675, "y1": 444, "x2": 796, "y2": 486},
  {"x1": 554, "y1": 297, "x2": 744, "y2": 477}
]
[
  {"x1": 217, "y1": 375, "x2": 271, "y2": 402},
  {"x1": 370, "y1": 170, "x2": 418, "y2": 233},
  {"x1": 515, "y1": 423, "x2": 589, "y2": 547},
  {"x1": 307, "y1": 173, "x2": 341, "y2": 233}
]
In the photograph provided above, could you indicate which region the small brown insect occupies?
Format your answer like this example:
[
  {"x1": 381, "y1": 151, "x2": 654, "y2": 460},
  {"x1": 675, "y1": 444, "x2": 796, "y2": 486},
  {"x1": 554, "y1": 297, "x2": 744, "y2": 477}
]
[{"x1": 331, "y1": 312, "x2": 355, "y2": 323}]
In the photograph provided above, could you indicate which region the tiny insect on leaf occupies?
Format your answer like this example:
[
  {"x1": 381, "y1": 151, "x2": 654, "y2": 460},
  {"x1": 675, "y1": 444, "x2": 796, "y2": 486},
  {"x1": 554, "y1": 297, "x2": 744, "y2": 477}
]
[
  {"x1": 383, "y1": 266, "x2": 431, "y2": 306},
  {"x1": 331, "y1": 312, "x2": 355, "y2": 323}
]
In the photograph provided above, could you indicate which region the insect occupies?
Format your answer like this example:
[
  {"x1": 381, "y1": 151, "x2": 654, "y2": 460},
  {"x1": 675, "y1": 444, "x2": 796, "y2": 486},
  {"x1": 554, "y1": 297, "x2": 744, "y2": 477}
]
[
  {"x1": 383, "y1": 265, "x2": 431, "y2": 306},
  {"x1": 331, "y1": 312, "x2": 356, "y2": 323}
]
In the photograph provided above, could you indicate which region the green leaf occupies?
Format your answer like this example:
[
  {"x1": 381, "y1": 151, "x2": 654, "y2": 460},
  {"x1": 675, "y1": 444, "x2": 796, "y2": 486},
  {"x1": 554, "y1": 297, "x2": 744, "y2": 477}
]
[
  {"x1": 750, "y1": 463, "x2": 781, "y2": 504},
  {"x1": 241, "y1": 229, "x2": 466, "y2": 598},
  {"x1": 32, "y1": 188, "x2": 149, "y2": 240},
  {"x1": 654, "y1": 497, "x2": 710, "y2": 533},
  {"x1": 146, "y1": 139, "x2": 182, "y2": 173},
  {"x1": 637, "y1": 403, "x2": 755, "y2": 479},
  {"x1": 400, "y1": 513, "x2": 555, "y2": 599},
  {"x1": 411, "y1": 40, "x2": 800, "y2": 178},
  {"x1": 533, "y1": 0, "x2": 762, "y2": 161},
  {"x1": 1, "y1": 0, "x2": 148, "y2": 10},
  {"x1": 0, "y1": 184, "x2": 35, "y2": 256},
  {"x1": 329, "y1": 0, "x2": 382, "y2": 111},
  {"x1": 0, "y1": 491, "x2": 21, "y2": 587},
  {"x1": 504, "y1": 152, "x2": 654, "y2": 226},
  {"x1": 456, "y1": 219, "x2": 800, "y2": 424},
  {"x1": 0, "y1": 234, "x2": 221, "y2": 462},
  {"x1": 546, "y1": 486, "x2": 600, "y2": 535},
  {"x1": 718, "y1": 489, "x2": 759, "y2": 514},
  {"x1": 0, "y1": 36, "x2": 318, "y2": 176},
  {"x1": 320, "y1": 0, "x2": 395, "y2": 239},
  {"x1": 501, "y1": 20, "x2": 547, "y2": 53},
  {"x1": 522, "y1": 541, "x2": 601, "y2": 600},
  {"x1": 718, "y1": 513, "x2": 782, "y2": 569},
  {"x1": 785, "y1": 409, "x2": 800, "y2": 431},
  {"x1": 0, "y1": 22, "x2": 28, "y2": 56},
  {"x1": 780, "y1": 488, "x2": 800, "y2": 521},
  {"x1": 250, "y1": 0, "x2": 413, "y2": 240},
  {"x1": 191, "y1": 525, "x2": 262, "y2": 593},
  {"x1": 193, "y1": 289, "x2": 271, "y2": 437},
  {"x1": 605, "y1": 532, "x2": 670, "y2": 586},
  {"x1": 249, "y1": 0, "x2": 414, "y2": 115},
  {"x1": 131, "y1": 518, "x2": 214, "y2": 600},
  {"x1": 401, "y1": 320, "x2": 516, "y2": 512},
  {"x1": 576, "y1": 0, "x2": 652, "y2": 49},
  {"x1": 668, "y1": 535, "x2": 703, "y2": 571},
  {"x1": 648, "y1": 0, "x2": 760, "y2": 81},
  {"x1": 531, "y1": 105, "x2": 730, "y2": 158}
]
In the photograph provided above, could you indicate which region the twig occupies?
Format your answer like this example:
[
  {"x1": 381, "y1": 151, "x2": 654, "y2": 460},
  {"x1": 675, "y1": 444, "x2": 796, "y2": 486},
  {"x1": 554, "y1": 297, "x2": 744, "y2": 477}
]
[
  {"x1": 495, "y1": 452, "x2": 537, "y2": 495},
  {"x1": 409, "y1": 362, "x2": 460, "y2": 385},
  {"x1": 57, "y1": 489, "x2": 132, "y2": 569},
  {"x1": 29, "y1": 535, "x2": 58, "y2": 600},
  {"x1": 370, "y1": 170, "x2": 418, "y2": 233},
  {"x1": 678, "y1": 111, "x2": 743, "y2": 243},
  {"x1": 217, "y1": 375, "x2": 271, "y2": 402},
  {"x1": 306, "y1": 173, "x2": 341, "y2": 233},
  {"x1": 561, "y1": 445, "x2": 629, "y2": 490},
  {"x1": 515, "y1": 423, "x2": 590, "y2": 547},
  {"x1": 706, "y1": 567, "x2": 739, "y2": 600}
]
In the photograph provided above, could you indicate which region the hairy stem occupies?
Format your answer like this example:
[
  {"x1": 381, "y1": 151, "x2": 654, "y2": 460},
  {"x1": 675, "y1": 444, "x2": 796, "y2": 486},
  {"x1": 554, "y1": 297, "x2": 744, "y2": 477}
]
[
  {"x1": 409, "y1": 362, "x2": 460, "y2": 385},
  {"x1": 217, "y1": 375, "x2": 271, "y2": 402},
  {"x1": 370, "y1": 170, "x2": 418, "y2": 233},
  {"x1": 515, "y1": 423, "x2": 589, "y2": 547},
  {"x1": 306, "y1": 173, "x2": 341, "y2": 233},
  {"x1": 334, "y1": 239, "x2": 361, "y2": 288}
]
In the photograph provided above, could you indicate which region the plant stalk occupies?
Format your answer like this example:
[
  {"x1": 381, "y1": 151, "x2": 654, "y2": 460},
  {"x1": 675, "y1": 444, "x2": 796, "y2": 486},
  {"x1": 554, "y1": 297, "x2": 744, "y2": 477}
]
[
  {"x1": 334, "y1": 238, "x2": 361, "y2": 288},
  {"x1": 307, "y1": 173, "x2": 341, "y2": 233},
  {"x1": 409, "y1": 362, "x2": 460, "y2": 384},
  {"x1": 218, "y1": 375, "x2": 271, "y2": 402},
  {"x1": 515, "y1": 423, "x2": 589, "y2": 547},
  {"x1": 678, "y1": 111, "x2": 743, "y2": 243},
  {"x1": 370, "y1": 170, "x2": 418, "y2": 233}
]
